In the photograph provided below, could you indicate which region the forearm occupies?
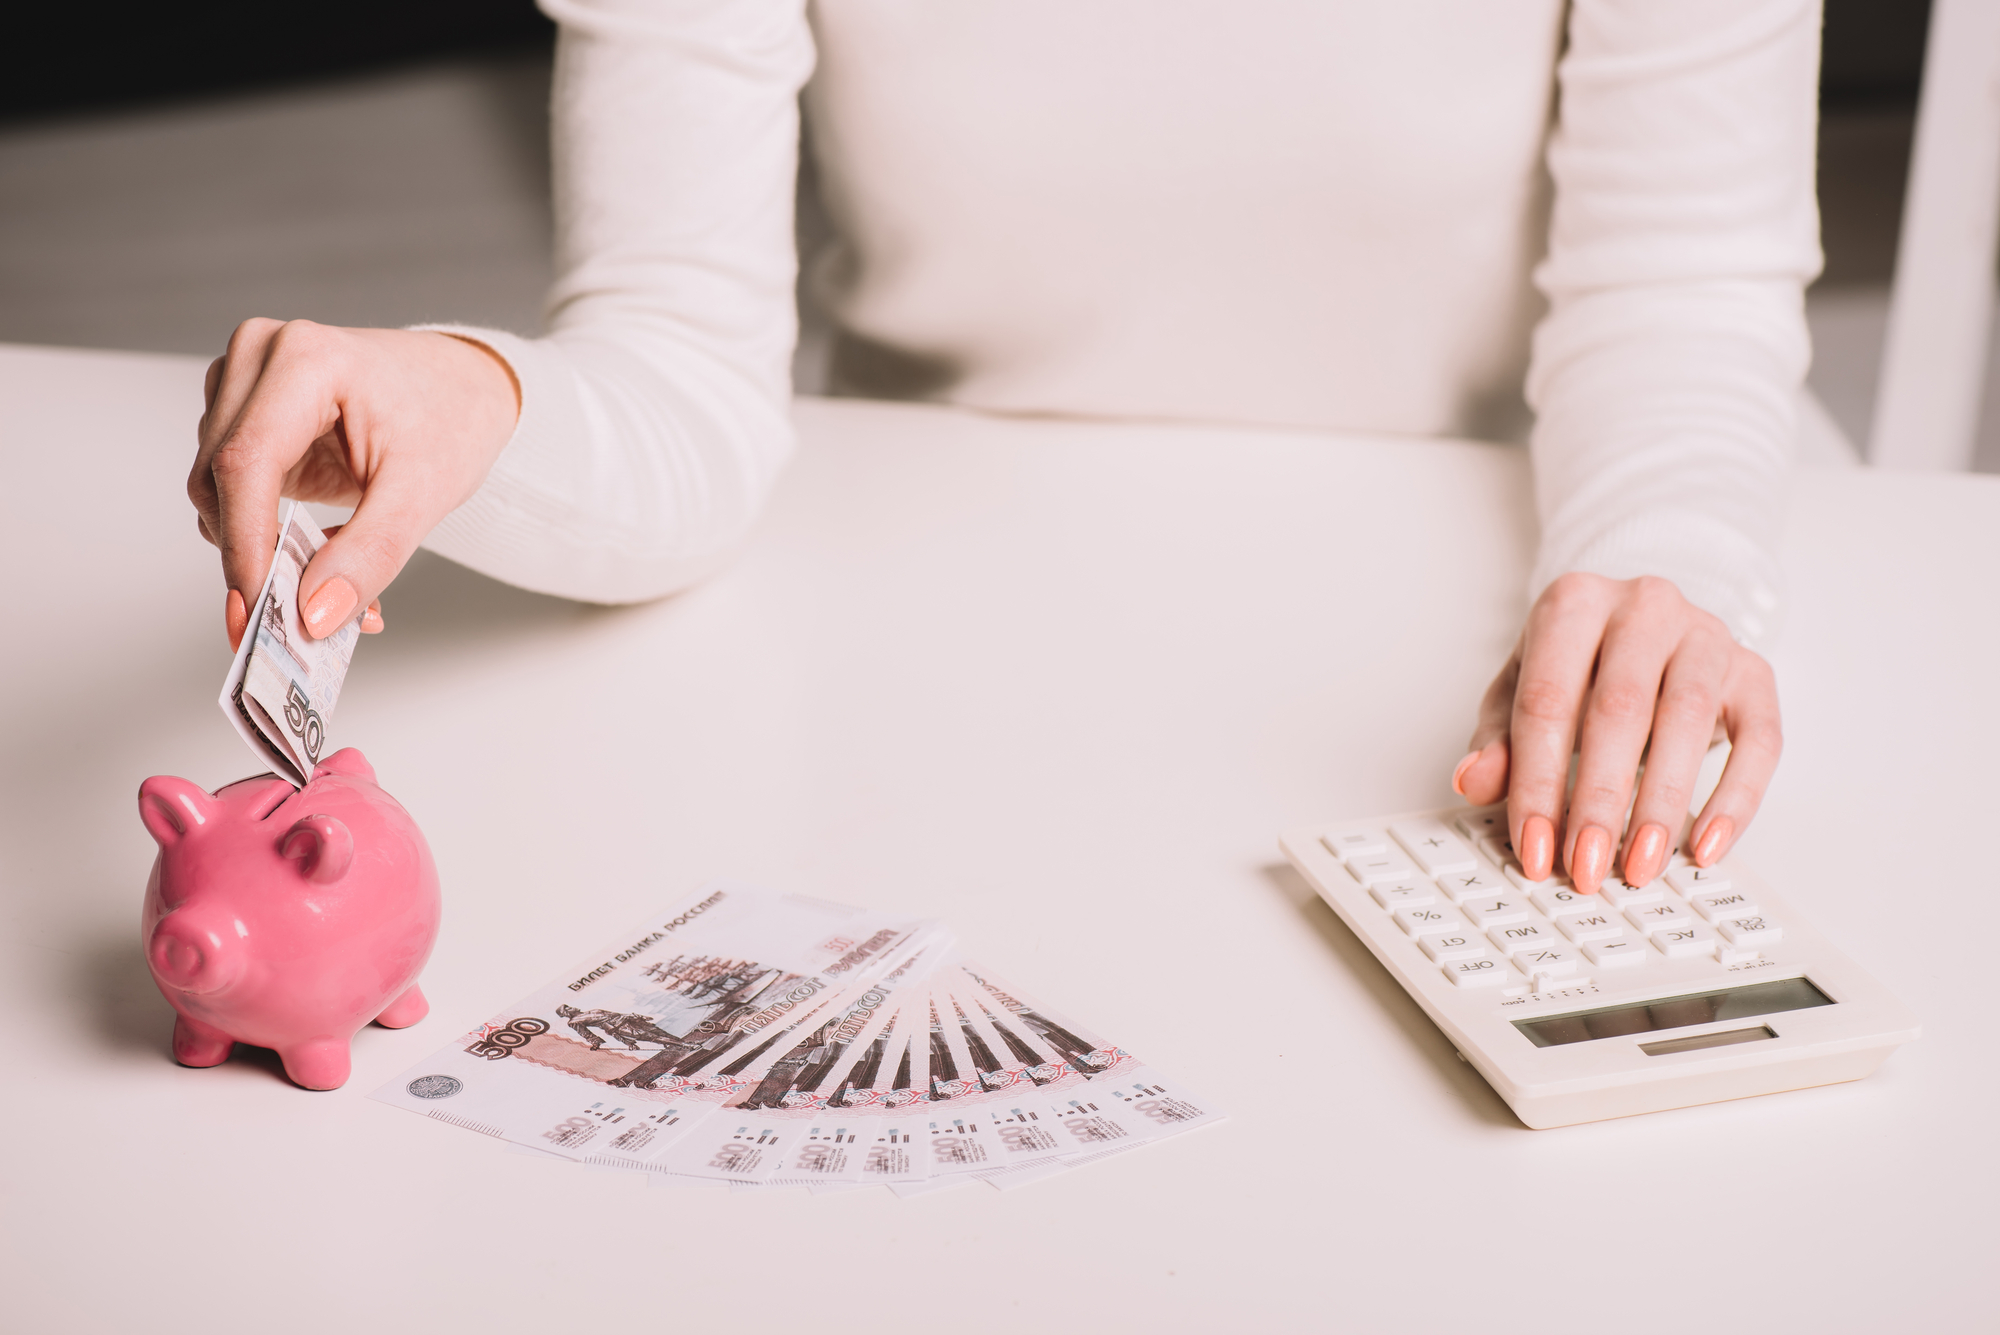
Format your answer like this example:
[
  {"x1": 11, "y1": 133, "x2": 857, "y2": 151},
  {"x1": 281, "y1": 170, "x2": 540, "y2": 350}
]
[
  {"x1": 1528, "y1": 279, "x2": 1805, "y2": 645},
  {"x1": 1529, "y1": 0, "x2": 1823, "y2": 647},
  {"x1": 420, "y1": 0, "x2": 814, "y2": 604}
]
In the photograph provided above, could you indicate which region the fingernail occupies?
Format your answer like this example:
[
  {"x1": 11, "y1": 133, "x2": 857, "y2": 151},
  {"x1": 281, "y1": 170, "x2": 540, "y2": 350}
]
[
  {"x1": 360, "y1": 600, "x2": 385, "y2": 634},
  {"x1": 1519, "y1": 815, "x2": 1555, "y2": 881},
  {"x1": 225, "y1": 589, "x2": 248, "y2": 652},
  {"x1": 1450, "y1": 751, "x2": 1480, "y2": 797},
  {"x1": 1693, "y1": 816, "x2": 1734, "y2": 866},
  {"x1": 1624, "y1": 822, "x2": 1668, "y2": 886},
  {"x1": 1569, "y1": 825, "x2": 1611, "y2": 894},
  {"x1": 301, "y1": 576, "x2": 358, "y2": 638}
]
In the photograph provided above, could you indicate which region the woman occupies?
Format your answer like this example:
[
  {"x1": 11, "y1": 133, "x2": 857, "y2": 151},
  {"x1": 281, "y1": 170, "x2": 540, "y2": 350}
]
[{"x1": 187, "y1": 0, "x2": 1807, "y2": 894}]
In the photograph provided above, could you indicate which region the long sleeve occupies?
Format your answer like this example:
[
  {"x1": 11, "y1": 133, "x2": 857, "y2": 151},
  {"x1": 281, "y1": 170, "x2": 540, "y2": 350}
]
[
  {"x1": 1527, "y1": 0, "x2": 1823, "y2": 645},
  {"x1": 417, "y1": 0, "x2": 813, "y2": 603}
]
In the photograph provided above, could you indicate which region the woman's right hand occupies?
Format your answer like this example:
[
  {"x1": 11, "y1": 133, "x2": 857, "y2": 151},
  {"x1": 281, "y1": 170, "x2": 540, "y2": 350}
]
[{"x1": 189, "y1": 318, "x2": 521, "y2": 649}]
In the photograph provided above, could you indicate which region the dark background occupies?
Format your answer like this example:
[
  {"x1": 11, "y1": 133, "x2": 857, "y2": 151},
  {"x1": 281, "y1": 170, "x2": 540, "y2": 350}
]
[{"x1": 0, "y1": 0, "x2": 1931, "y2": 124}]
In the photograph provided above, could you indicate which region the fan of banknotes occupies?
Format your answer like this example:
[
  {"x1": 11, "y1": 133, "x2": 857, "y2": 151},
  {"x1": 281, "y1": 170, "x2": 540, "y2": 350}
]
[
  {"x1": 372, "y1": 883, "x2": 1224, "y2": 1194},
  {"x1": 218, "y1": 502, "x2": 358, "y2": 786}
]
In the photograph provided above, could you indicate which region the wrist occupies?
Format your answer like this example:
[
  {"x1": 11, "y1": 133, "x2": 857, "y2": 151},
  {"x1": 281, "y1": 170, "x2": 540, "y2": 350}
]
[{"x1": 430, "y1": 331, "x2": 523, "y2": 423}]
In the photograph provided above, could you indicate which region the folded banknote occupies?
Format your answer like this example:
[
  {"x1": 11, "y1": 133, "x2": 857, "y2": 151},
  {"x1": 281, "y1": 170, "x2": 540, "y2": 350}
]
[{"x1": 217, "y1": 502, "x2": 359, "y2": 786}]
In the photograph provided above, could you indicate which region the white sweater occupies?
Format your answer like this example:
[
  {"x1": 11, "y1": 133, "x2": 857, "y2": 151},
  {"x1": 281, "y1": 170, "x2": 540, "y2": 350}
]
[{"x1": 422, "y1": 0, "x2": 1822, "y2": 645}]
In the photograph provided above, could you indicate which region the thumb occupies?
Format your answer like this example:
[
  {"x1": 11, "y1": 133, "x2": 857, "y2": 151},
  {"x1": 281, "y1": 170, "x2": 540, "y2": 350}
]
[
  {"x1": 295, "y1": 481, "x2": 434, "y2": 640},
  {"x1": 1454, "y1": 647, "x2": 1519, "y2": 804}
]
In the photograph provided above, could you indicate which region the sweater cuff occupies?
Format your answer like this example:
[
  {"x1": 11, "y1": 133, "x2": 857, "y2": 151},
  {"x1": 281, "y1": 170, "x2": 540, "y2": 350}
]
[
  {"x1": 403, "y1": 323, "x2": 695, "y2": 603},
  {"x1": 1531, "y1": 509, "x2": 1783, "y2": 647}
]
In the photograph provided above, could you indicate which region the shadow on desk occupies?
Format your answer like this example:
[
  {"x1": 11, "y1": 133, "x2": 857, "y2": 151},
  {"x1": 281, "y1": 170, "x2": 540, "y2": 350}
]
[
  {"x1": 361, "y1": 548, "x2": 605, "y2": 664},
  {"x1": 1258, "y1": 861, "x2": 1518, "y2": 1130},
  {"x1": 68, "y1": 930, "x2": 359, "y2": 1086},
  {"x1": 70, "y1": 930, "x2": 177, "y2": 1058}
]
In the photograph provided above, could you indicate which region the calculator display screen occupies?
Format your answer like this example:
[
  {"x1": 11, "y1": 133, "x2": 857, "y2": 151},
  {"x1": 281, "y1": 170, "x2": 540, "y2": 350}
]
[{"x1": 1512, "y1": 977, "x2": 1835, "y2": 1049}]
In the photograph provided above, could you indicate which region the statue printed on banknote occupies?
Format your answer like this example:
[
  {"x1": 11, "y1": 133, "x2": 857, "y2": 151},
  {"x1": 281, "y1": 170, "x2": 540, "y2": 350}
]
[{"x1": 553, "y1": 1004, "x2": 682, "y2": 1051}]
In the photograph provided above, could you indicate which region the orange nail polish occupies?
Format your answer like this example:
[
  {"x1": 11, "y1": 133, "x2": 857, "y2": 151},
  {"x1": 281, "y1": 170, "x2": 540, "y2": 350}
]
[
  {"x1": 1451, "y1": 751, "x2": 1479, "y2": 797},
  {"x1": 1693, "y1": 816, "x2": 1734, "y2": 866},
  {"x1": 360, "y1": 600, "x2": 385, "y2": 634},
  {"x1": 1519, "y1": 815, "x2": 1555, "y2": 881},
  {"x1": 225, "y1": 589, "x2": 248, "y2": 652},
  {"x1": 1570, "y1": 825, "x2": 1611, "y2": 893},
  {"x1": 1624, "y1": 822, "x2": 1668, "y2": 885},
  {"x1": 301, "y1": 576, "x2": 358, "y2": 639}
]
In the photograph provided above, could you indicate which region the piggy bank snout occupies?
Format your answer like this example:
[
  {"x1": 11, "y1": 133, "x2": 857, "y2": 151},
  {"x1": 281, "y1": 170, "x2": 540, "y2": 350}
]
[{"x1": 147, "y1": 916, "x2": 243, "y2": 995}]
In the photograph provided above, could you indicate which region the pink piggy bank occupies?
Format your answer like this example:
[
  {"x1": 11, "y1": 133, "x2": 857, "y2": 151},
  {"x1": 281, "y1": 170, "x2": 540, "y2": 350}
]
[{"x1": 138, "y1": 748, "x2": 440, "y2": 1090}]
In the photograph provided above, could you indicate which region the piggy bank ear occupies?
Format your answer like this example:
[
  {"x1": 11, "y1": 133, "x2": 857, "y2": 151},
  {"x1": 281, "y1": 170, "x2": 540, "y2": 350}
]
[
  {"x1": 139, "y1": 777, "x2": 214, "y2": 847},
  {"x1": 280, "y1": 814, "x2": 355, "y2": 885},
  {"x1": 312, "y1": 748, "x2": 376, "y2": 785}
]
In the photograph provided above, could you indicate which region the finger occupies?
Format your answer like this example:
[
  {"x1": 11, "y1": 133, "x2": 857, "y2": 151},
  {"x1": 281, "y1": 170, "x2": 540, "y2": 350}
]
[
  {"x1": 360, "y1": 600, "x2": 385, "y2": 634},
  {"x1": 1621, "y1": 626, "x2": 1731, "y2": 885},
  {"x1": 190, "y1": 320, "x2": 285, "y2": 557},
  {"x1": 294, "y1": 468, "x2": 435, "y2": 639},
  {"x1": 208, "y1": 323, "x2": 344, "y2": 608},
  {"x1": 1690, "y1": 652, "x2": 1783, "y2": 866},
  {"x1": 1564, "y1": 581, "x2": 1687, "y2": 893},
  {"x1": 1455, "y1": 644, "x2": 1520, "y2": 805},
  {"x1": 1508, "y1": 575, "x2": 1613, "y2": 879}
]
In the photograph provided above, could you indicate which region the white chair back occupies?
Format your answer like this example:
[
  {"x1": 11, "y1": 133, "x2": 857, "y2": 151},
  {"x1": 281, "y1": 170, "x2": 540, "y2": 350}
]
[{"x1": 1869, "y1": 0, "x2": 2000, "y2": 470}]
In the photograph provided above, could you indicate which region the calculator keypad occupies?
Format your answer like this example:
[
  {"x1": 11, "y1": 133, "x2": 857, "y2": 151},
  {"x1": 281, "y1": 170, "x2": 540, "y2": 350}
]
[{"x1": 1322, "y1": 806, "x2": 1786, "y2": 996}]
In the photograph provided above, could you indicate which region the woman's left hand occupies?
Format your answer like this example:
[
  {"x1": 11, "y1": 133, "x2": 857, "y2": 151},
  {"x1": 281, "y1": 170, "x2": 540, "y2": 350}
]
[{"x1": 1451, "y1": 573, "x2": 1783, "y2": 895}]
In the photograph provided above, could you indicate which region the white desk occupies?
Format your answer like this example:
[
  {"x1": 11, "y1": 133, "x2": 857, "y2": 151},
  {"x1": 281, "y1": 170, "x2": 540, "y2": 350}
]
[{"x1": 2, "y1": 342, "x2": 1994, "y2": 1332}]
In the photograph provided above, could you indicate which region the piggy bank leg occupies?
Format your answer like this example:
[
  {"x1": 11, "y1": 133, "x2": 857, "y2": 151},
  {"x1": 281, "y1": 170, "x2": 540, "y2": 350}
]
[
  {"x1": 171, "y1": 1013, "x2": 234, "y2": 1068},
  {"x1": 279, "y1": 1037, "x2": 351, "y2": 1091},
  {"x1": 373, "y1": 983, "x2": 429, "y2": 1029}
]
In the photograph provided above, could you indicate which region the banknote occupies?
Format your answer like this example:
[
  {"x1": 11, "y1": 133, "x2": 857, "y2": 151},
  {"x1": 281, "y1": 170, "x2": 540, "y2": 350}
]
[
  {"x1": 371, "y1": 883, "x2": 947, "y2": 1169},
  {"x1": 375, "y1": 887, "x2": 1226, "y2": 1195},
  {"x1": 647, "y1": 936, "x2": 941, "y2": 1184},
  {"x1": 217, "y1": 502, "x2": 360, "y2": 786}
]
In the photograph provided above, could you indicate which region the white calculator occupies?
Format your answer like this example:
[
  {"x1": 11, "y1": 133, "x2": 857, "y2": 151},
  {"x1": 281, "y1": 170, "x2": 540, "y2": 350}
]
[{"x1": 1280, "y1": 807, "x2": 1919, "y2": 1128}]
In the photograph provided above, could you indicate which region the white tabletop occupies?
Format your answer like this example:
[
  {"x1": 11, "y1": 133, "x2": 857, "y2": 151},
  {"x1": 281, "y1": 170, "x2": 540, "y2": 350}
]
[{"x1": 3, "y1": 342, "x2": 1995, "y2": 1332}]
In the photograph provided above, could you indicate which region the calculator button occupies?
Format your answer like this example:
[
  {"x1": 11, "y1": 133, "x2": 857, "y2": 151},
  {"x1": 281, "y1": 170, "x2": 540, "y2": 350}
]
[
  {"x1": 1504, "y1": 863, "x2": 1572, "y2": 891},
  {"x1": 1395, "y1": 906, "x2": 1465, "y2": 937},
  {"x1": 1666, "y1": 865, "x2": 1731, "y2": 895},
  {"x1": 1348, "y1": 853, "x2": 1420, "y2": 885},
  {"x1": 1688, "y1": 889, "x2": 1759, "y2": 922},
  {"x1": 1714, "y1": 915, "x2": 1783, "y2": 948},
  {"x1": 1461, "y1": 894, "x2": 1533, "y2": 927},
  {"x1": 1583, "y1": 937, "x2": 1649, "y2": 969},
  {"x1": 1554, "y1": 909, "x2": 1624, "y2": 942},
  {"x1": 1532, "y1": 884, "x2": 1592, "y2": 917},
  {"x1": 1650, "y1": 923, "x2": 1716, "y2": 957},
  {"x1": 1419, "y1": 931, "x2": 1489, "y2": 962},
  {"x1": 1322, "y1": 829, "x2": 1388, "y2": 861},
  {"x1": 1596, "y1": 877, "x2": 1665, "y2": 908},
  {"x1": 1442, "y1": 957, "x2": 1512, "y2": 988},
  {"x1": 1453, "y1": 808, "x2": 1507, "y2": 842},
  {"x1": 1434, "y1": 869, "x2": 1506, "y2": 903},
  {"x1": 1489, "y1": 921, "x2": 1560, "y2": 954},
  {"x1": 1625, "y1": 901, "x2": 1696, "y2": 935},
  {"x1": 1391, "y1": 824, "x2": 1479, "y2": 875},
  {"x1": 1370, "y1": 880, "x2": 1438, "y2": 910},
  {"x1": 1512, "y1": 946, "x2": 1582, "y2": 979}
]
